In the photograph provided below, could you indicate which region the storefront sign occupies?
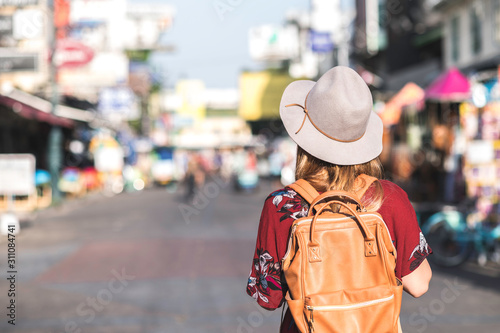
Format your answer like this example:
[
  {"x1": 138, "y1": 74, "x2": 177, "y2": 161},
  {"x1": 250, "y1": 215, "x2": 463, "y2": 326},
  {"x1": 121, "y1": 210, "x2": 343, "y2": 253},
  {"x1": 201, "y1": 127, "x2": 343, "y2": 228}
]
[
  {"x1": 0, "y1": 154, "x2": 35, "y2": 195},
  {"x1": 471, "y1": 83, "x2": 488, "y2": 108},
  {"x1": 98, "y1": 87, "x2": 139, "y2": 120},
  {"x1": 310, "y1": 30, "x2": 334, "y2": 53},
  {"x1": 94, "y1": 147, "x2": 124, "y2": 172},
  {"x1": 249, "y1": 24, "x2": 299, "y2": 61},
  {"x1": 466, "y1": 140, "x2": 494, "y2": 164},
  {"x1": 0, "y1": 53, "x2": 38, "y2": 72},
  {"x1": 0, "y1": 16, "x2": 13, "y2": 37},
  {"x1": 54, "y1": 39, "x2": 94, "y2": 68},
  {"x1": 13, "y1": 9, "x2": 43, "y2": 40},
  {"x1": 0, "y1": 0, "x2": 38, "y2": 6}
]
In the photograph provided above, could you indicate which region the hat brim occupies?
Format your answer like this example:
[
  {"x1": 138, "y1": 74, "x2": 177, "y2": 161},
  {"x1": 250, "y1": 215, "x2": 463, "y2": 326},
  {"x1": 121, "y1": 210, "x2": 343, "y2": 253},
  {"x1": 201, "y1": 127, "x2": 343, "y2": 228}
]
[{"x1": 279, "y1": 80, "x2": 383, "y2": 166}]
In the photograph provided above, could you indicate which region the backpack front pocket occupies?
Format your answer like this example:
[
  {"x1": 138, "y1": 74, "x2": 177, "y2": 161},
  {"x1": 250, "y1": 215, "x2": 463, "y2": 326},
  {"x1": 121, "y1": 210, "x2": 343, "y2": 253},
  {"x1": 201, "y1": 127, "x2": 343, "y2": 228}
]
[{"x1": 304, "y1": 286, "x2": 398, "y2": 333}]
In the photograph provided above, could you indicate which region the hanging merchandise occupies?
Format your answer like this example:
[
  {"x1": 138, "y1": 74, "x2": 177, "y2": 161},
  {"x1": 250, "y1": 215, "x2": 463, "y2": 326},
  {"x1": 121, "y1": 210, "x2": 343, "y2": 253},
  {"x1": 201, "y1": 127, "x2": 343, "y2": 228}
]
[
  {"x1": 471, "y1": 83, "x2": 488, "y2": 108},
  {"x1": 463, "y1": 140, "x2": 500, "y2": 203},
  {"x1": 460, "y1": 102, "x2": 478, "y2": 139},
  {"x1": 482, "y1": 103, "x2": 500, "y2": 140}
]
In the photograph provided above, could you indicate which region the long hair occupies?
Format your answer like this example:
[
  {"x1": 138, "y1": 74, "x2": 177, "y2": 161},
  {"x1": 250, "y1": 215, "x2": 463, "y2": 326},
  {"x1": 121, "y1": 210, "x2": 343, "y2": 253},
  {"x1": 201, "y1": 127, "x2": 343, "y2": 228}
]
[{"x1": 295, "y1": 146, "x2": 384, "y2": 211}]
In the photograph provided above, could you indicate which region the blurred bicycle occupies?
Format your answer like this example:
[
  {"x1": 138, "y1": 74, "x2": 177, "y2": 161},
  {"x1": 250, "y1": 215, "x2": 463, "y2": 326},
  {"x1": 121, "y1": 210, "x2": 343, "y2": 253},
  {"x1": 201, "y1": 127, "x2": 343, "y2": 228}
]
[{"x1": 422, "y1": 203, "x2": 500, "y2": 267}]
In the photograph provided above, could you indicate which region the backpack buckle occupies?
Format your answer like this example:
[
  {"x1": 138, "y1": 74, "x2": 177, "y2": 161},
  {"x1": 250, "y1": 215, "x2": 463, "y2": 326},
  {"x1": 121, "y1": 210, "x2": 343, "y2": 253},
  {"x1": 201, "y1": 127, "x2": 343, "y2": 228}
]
[
  {"x1": 308, "y1": 245, "x2": 322, "y2": 262},
  {"x1": 365, "y1": 240, "x2": 377, "y2": 257}
]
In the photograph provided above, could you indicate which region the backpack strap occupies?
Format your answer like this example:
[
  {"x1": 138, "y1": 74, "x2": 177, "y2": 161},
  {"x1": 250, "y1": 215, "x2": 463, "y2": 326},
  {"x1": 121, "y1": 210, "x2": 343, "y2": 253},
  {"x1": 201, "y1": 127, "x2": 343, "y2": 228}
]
[
  {"x1": 289, "y1": 175, "x2": 378, "y2": 207},
  {"x1": 288, "y1": 179, "x2": 320, "y2": 204},
  {"x1": 353, "y1": 174, "x2": 378, "y2": 200}
]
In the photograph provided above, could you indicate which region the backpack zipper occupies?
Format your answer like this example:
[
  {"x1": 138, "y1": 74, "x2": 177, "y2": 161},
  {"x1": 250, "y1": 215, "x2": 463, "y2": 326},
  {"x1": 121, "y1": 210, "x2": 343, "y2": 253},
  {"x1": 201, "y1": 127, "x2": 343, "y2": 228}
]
[
  {"x1": 306, "y1": 294, "x2": 394, "y2": 312},
  {"x1": 306, "y1": 294, "x2": 393, "y2": 332}
]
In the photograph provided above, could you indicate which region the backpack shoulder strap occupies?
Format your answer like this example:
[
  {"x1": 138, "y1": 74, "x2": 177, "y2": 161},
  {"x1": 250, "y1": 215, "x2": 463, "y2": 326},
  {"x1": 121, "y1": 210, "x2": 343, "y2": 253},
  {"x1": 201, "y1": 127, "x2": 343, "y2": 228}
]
[
  {"x1": 288, "y1": 179, "x2": 320, "y2": 204},
  {"x1": 353, "y1": 174, "x2": 378, "y2": 199},
  {"x1": 289, "y1": 175, "x2": 377, "y2": 205}
]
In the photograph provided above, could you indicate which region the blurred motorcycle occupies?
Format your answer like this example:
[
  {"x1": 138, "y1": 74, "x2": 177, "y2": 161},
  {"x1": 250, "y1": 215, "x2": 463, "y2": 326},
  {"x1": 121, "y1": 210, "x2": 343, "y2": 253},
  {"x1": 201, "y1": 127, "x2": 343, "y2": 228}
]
[{"x1": 422, "y1": 207, "x2": 500, "y2": 267}]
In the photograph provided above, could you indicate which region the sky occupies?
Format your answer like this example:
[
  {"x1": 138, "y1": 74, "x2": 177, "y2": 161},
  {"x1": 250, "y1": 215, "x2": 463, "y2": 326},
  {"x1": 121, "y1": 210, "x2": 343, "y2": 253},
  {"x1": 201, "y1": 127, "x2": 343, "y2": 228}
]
[{"x1": 139, "y1": 0, "x2": 310, "y2": 89}]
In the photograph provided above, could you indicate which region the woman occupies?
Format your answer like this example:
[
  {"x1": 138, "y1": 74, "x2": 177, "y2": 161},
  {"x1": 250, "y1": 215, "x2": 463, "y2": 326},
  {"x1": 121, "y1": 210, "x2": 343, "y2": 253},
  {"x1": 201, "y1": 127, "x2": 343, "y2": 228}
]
[{"x1": 246, "y1": 66, "x2": 432, "y2": 332}]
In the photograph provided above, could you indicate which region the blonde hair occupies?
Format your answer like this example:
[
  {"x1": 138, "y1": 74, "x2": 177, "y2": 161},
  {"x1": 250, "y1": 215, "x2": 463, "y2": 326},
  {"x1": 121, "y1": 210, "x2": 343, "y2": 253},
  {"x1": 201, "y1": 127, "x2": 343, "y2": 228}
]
[{"x1": 295, "y1": 146, "x2": 384, "y2": 211}]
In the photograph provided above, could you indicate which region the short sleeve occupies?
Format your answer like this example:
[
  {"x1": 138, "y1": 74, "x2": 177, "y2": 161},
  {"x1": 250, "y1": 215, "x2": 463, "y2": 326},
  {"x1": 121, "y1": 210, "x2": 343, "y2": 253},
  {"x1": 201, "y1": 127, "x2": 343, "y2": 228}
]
[
  {"x1": 380, "y1": 182, "x2": 432, "y2": 279},
  {"x1": 245, "y1": 196, "x2": 286, "y2": 310}
]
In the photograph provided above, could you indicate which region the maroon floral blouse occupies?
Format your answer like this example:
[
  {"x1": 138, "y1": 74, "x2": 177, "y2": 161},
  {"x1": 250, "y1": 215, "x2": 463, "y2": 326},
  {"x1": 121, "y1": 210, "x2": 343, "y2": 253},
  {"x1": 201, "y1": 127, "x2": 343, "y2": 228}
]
[{"x1": 246, "y1": 180, "x2": 432, "y2": 332}]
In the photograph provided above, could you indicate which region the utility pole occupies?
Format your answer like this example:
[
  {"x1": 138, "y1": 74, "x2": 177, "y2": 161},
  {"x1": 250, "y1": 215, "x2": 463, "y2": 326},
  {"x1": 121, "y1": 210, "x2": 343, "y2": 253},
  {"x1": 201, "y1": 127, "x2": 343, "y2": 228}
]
[{"x1": 47, "y1": 0, "x2": 62, "y2": 203}]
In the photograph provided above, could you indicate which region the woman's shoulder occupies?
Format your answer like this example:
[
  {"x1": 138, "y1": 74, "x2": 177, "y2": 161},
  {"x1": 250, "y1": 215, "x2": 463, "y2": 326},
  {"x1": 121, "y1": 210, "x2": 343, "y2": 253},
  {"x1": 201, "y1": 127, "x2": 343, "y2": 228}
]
[
  {"x1": 261, "y1": 186, "x2": 309, "y2": 222},
  {"x1": 376, "y1": 179, "x2": 415, "y2": 217},
  {"x1": 264, "y1": 186, "x2": 301, "y2": 207},
  {"x1": 378, "y1": 179, "x2": 410, "y2": 201}
]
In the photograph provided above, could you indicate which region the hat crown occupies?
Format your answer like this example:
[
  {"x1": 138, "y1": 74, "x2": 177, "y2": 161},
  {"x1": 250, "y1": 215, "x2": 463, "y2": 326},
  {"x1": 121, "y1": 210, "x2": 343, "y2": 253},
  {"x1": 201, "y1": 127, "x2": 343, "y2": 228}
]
[
  {"x1": 306, "y1": 67, "x2": 373, "y2": 142},
  {"x1": 279, "y1": 65, "x2": 383, "y2": 166}
]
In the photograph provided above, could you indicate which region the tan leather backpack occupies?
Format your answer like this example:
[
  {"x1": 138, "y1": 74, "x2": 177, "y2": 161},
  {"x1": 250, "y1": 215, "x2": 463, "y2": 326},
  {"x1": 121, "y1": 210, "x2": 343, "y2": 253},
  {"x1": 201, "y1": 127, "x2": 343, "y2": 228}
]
[{"x1": 283, "y1": 175, "x2": 403, "y2": 333}]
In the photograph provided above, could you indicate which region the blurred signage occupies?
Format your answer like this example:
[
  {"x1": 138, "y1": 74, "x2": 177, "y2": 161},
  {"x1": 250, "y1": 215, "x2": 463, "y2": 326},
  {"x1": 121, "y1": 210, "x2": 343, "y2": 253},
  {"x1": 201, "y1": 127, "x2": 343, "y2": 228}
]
[
  {"x1": 176, "y1": 79, "x2": 206, "y2": 122},
  {"x1": 0, "y1": 0, "x2": 38, "y2": 6},
  {"x1": 0, "y1": 52, "x2": 37, "y2": 72},
  {"x1": 98, "y1": 87, "x2": 139, "y2": 120},
  {"x1": 365, "y1": 0, "x2": 387, "y2": 54},
  {"x1": 69, "y1": 21, "x2": 107, "y2": 50},
  {"x1": 124, "y1": 4, "x2": 176, "y2": 50},
  {"x1": 311, "y1": 0, "x2": 341, "y2": 33},
  {"x1": 0, "y1": 16, "x2": 13, "y2": 37},
  {"x1": 365, "y1": 0, "x2": 379, "y2": 54},
  {"x1": 13, "y1": 9, "x2": 43, "y2": 40},
  {"x1": 128, "y1": 61, "x2": 151, "y2": 97},
  {"x1": 466, "y1": 140, "x2": 494, "y2": 164},
  {"x1": 310, "y1": 30, "x2": 334, "y2": 53},
  {"x1": 54, "y1": 39, "x2": 94, "y2": 68},
  {"x1": 249, "y1": 24, "x2": 299, "y2": 61},
  {"x1": 486, "y1": 79, "x2": 500, "y2": 101},
  {"x1": 57, "y1": 52, "x2": 128, "y2": 89},
  {"x1": 471, "y1": 83, "x2": 488, "y2": 108},
  {"x1": 55, "y1": 0, "x2": 70, "y2": 39},
  {"x1": 0, "y1": 154, "x2": 35, "y2": 195},
  {"x1": 70, "y1": 0, "x2": 117, "y2": 22},
  {"x1": 94, "y1": 147, "x2": 124, "y2": 172},
  {"x1": 54, "y1": 0, "x2": 70, "y2": 28},
  {"x1": 239, "y1": 71, "x2": 294, "y2": 121},
  {"x1": 498, "y1": 66, "x2": 500, "y2": 93}
]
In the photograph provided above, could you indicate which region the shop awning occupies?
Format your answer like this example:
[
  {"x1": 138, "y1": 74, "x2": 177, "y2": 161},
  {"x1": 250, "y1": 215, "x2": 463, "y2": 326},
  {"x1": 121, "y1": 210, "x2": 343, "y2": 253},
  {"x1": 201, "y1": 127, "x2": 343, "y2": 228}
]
[
  {"x1": 0, "y1": 94, "x2": 74, "y2": 128},
  {"x1": 425, "y1": 67, "x2": 470, "y2": 102},
  {"x1": 0, "y1": 88, "x2": 99, "y2": 128},
  {"x1": 379, "y1": 82, "x2": 425, "y2": 126}
]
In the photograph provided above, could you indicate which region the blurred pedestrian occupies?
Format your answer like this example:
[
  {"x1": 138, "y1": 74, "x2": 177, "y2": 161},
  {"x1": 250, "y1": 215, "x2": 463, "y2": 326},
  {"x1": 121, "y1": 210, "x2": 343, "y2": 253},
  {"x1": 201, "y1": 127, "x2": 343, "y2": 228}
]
[
  {"x1": 268, "y1": 148, "x2": 283, "y2": 187},
  {"x1": 245, "y1": 67, "x2": 432, "y2": 332},
  {"x1": 184, "y1": 153, "x2": 205, "y2": 203}
]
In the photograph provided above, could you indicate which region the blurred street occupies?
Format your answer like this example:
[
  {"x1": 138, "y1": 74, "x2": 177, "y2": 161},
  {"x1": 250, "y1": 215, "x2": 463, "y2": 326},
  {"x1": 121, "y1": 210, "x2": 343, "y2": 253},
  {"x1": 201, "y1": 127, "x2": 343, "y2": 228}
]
[{"x1": 0, "y1": 181, "x2": 499, "y2": 333}]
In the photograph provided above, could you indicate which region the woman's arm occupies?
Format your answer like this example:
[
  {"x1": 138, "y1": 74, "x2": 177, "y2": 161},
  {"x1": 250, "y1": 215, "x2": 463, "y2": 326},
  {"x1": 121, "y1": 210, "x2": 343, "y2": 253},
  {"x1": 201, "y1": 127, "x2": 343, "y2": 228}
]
[{"x1": 402, "y1": 258, "x2": 432, "y2": 298}]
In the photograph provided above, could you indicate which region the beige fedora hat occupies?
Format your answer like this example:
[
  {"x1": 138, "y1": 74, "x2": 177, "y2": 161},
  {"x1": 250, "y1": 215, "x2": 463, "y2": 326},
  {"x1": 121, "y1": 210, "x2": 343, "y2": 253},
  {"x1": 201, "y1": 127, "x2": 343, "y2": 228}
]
[{"x1": 279, "y1": 66, "x2": 383, "y2": 166}]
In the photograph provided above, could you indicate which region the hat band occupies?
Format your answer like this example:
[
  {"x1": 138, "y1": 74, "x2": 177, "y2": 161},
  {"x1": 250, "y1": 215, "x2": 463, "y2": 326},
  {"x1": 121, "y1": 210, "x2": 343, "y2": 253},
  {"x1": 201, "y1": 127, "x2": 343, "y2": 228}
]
[{"x1": 285, "y1": 95, "x2": 366, "y2": 143}]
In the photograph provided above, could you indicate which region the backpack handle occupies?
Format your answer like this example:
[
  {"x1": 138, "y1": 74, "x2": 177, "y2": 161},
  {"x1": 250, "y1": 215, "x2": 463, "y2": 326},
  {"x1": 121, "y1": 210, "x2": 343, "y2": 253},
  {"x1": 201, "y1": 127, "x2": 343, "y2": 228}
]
[
  {"x1": 308, "y1": 200, "x2": 377, "y2": 259},
  {"x1": 307, "y1": 191, "x2": 364, "y2": 216}
]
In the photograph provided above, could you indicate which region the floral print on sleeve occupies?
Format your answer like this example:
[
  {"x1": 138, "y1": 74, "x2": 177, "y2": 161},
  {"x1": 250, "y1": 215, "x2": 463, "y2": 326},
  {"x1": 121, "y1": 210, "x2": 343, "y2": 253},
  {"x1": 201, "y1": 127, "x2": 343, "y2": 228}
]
[
  {"x1": 409, "y1": 232, "x2": 431, "y2": 271},
  {"x1": 246, "y1": 188, "x2": 310, "y2": 310},
  {"x1": 246, "y1": 249, "x2": 282, "y2": 305},
  {"x1": 272, "y1": 189, "x2": 309, "y2": 222}
]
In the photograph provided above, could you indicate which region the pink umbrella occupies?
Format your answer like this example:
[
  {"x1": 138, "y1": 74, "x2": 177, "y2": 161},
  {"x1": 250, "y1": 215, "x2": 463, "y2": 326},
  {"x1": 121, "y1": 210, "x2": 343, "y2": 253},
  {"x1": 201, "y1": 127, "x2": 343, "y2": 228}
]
[{"x1": 425, "y1": 67, "x2": 471, "y2": 102}]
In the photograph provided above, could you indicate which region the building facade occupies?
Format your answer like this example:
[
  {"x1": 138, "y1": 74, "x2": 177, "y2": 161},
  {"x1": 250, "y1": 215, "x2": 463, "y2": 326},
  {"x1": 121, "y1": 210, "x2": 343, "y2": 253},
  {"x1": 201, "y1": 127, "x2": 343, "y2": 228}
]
[{"x1": 439, "y1": 0, "x2": 500, "y2": 72}]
